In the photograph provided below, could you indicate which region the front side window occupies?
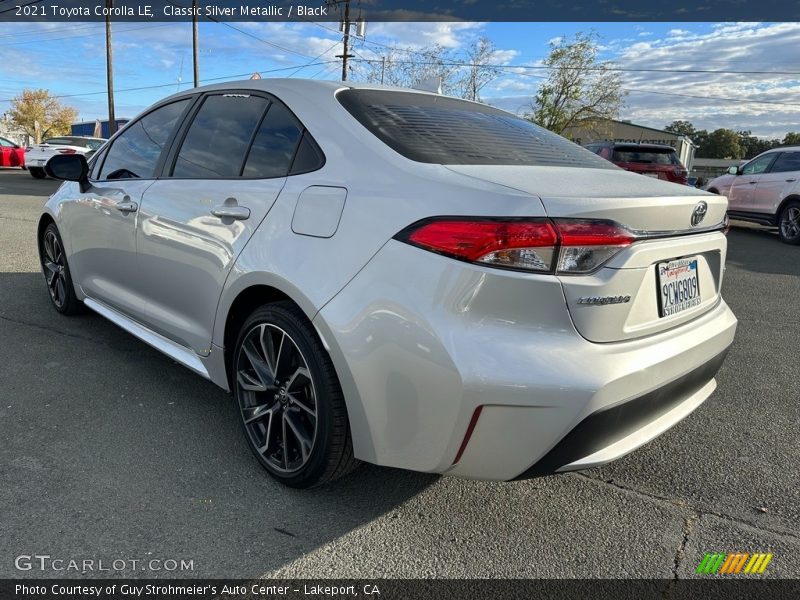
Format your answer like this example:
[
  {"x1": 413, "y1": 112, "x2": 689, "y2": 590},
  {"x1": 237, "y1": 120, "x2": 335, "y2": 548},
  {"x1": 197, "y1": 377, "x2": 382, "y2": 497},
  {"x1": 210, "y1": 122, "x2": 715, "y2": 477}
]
[
  {"x1": 99, "y1": 98, "x2": 191, "y2": 180},
  {"x1": 337, "y1": 89, "x2": 614, "y2": 168},
  {"x1": 173, "y1": 94, "x2": 268, "y2": 178},
  {"x1": 742, "y1": 154, "x2": 776, "y2": 176},
  {"x1": 769, "y1": 152, "x2": 800, "y2": 174},
  {"x1": 0, "y1": 137, "x2": 15, "y2": 147}
]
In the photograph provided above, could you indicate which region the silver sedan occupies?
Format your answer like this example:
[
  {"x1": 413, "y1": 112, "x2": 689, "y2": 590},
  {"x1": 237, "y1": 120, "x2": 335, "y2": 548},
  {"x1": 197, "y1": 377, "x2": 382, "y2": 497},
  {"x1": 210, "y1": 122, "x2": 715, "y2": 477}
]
[{"x1": 39, "y1": 80, "x2": 737, "y2": 488}]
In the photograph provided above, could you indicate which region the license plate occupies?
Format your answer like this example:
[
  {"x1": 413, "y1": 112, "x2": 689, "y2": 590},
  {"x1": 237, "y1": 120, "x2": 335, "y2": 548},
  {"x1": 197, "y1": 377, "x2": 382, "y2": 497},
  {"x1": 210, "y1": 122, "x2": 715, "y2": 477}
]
[
  {"x1": 657, "y1": 257, "x2": 701, "y2": 317},
  {"x1": 644, "y1": 173, "x2": 659, "y2": 178}
]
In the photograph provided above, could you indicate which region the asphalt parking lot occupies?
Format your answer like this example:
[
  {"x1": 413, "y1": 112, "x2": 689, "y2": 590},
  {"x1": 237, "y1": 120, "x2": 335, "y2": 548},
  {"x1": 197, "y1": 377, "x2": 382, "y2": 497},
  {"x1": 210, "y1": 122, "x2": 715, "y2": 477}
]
[{"x1": 1, "y1": 167, "x2": 799, "y2": 579}]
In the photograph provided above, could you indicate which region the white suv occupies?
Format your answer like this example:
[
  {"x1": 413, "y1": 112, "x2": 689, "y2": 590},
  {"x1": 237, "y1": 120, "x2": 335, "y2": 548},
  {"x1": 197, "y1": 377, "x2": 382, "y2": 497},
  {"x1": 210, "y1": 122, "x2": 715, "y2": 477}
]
[{"x1": 706, "y1": 147, "x2": 800, "y2": 244}]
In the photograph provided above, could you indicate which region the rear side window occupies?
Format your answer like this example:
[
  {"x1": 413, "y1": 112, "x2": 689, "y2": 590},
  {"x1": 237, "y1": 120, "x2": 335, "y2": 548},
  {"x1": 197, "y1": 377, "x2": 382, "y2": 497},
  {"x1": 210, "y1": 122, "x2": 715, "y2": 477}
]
[
  {"x1": 289, "y1": 132, "x2": 325, "y2": 175},
  {"x1": 242, "y1": 102, "x2": 304, "y2": 178},
  {"x1": 612, "y1": 147, "x2": 680, "y2": 165},
  {"x1": 769, "y1": 152, "x2": 800, "y2": 173},
  {"x1": 173, "y1": 94, "x2": 269, "y2": 178},
  {"x1": 100, "y1": 99, "x2": 191, "y2": 180},
  {"x1": 337, "y1": 89, "x2": 614, "y2": 168}
]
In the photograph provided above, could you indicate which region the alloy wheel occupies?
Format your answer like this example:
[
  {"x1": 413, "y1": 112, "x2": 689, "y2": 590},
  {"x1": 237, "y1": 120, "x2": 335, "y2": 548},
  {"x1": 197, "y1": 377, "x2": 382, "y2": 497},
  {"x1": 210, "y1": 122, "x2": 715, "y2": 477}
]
[
  {"x1": 236, "y1": 323, "x2": 318, "y2": 474},
  {"x1": 42, "y1": 230, "x2": 67, "y2": 309},
  {"x1": 780, "y1": 206, "x2": 800, "y2": 241}
]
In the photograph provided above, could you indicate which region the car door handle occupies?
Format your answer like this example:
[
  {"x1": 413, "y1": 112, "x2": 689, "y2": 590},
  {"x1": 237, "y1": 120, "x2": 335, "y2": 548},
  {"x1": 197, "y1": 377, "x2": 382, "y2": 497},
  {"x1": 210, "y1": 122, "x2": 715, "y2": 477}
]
[
  {"x1": 211, "y1": 205, "x2": 250, "y2": 220},
  {"x1": 748, "y1": 181, "x2": 757, "y2": 184},
  {"x1": 115, "y1": 200, "x2": 138, "y2": 213},
  {"x1": 786, "y1": 179, "x2": 796, "y2": 182}
]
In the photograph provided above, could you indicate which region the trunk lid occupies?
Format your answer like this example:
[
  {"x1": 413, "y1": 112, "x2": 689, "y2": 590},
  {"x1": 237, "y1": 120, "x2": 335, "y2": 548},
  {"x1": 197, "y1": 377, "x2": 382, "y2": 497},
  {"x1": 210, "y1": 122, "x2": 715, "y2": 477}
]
[{"x1": 445, "y1": 165, "x2": 728, "y2": 343}]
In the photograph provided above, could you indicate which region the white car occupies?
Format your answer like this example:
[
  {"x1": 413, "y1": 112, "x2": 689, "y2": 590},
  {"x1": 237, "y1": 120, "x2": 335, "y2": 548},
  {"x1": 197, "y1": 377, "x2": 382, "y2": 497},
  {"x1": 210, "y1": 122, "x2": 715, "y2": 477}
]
[
  {"x1": 26, "y1": 136, "x2": 106, "y2": 179},
  {"x1": 705, "y1": 146, "x2": 800, "y2": 244}
]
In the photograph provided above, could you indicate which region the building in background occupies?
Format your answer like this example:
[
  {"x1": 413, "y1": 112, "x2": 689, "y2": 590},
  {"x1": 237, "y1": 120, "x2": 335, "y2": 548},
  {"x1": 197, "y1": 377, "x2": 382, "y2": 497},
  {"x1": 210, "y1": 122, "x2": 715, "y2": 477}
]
[
  {"x1": 564, "y1": 119, "x2": 697, "y2": 170},
  {"x1": 690, "y1": 157, "x2": 747, "y2": 185},
  {"x1": 0, "y1": 112, "x2": 31, "y2": 146},
  {"x1": 71, "y1": 119, "x2": 129, "y2": 139}
]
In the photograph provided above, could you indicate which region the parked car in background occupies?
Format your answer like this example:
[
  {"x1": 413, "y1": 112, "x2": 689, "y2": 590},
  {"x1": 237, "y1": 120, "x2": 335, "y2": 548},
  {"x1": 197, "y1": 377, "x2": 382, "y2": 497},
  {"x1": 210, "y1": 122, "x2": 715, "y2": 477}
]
[
  {"x1": 39, "y1": 80, "x2": 736, "y2": 488},
  {"x1": 585, "y1": 141, "x2": 689, "y2": 185},
  {"x1": 26, "y1": 136, "x2": 106, "y2": 179},
  {"x1": 0, "y1": 136, "x2": 26, "y2": 168},
  {"x1": 705, "y1": 146, "x2": 800, "y2": 245}
]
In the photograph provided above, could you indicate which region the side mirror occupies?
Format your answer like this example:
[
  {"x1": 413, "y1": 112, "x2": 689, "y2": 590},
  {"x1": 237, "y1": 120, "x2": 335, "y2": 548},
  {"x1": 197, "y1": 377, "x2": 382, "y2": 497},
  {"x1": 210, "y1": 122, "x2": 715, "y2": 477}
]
[
  {"x1": 46, "y1": 154, "x2": 90, "y2": 192},
  {"x1": 727, "y1": 166, "x2": 740, "y2": 175}
]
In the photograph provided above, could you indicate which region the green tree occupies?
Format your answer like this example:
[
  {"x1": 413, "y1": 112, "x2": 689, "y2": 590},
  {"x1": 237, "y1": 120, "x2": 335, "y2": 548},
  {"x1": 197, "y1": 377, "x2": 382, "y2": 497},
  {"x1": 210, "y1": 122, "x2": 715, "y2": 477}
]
[
  {"x1": 664, "y1": 120, "x2": 696, "y2": 138},
  {"x1": 8, "y1": 89, "x2": 77, "y2": 144},
  {"x1": 696, "y1": 128, "x2": 743, "y2": 159},
  {"x1": 529, "y1": 32, "x2": 625, "y2": 135},
  {"x1": 737, "y1": 130, "x2": 780, "y2": 159},
  {"x1": 783, "y1": 132, "x2": 800, "y2": 145}
]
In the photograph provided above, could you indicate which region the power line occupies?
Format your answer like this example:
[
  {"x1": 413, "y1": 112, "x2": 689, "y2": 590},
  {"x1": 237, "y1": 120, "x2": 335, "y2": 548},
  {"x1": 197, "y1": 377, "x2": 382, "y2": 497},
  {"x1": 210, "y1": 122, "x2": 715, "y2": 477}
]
[
  {"x1": 287, "y1": 40, "x2": 341, "y2": 78},
  {"x1": 163, "y1": 0, "x2": 315, "y2": 60},
  {"x1": 0, "y1": 60, "x2": 340, "y2": 103},
  {"x1": 0, "y1": 23, "x2": 176, "y2": 47},
  {"x1": 350, "y1": 57, "x2": 800, "y2": 77}
]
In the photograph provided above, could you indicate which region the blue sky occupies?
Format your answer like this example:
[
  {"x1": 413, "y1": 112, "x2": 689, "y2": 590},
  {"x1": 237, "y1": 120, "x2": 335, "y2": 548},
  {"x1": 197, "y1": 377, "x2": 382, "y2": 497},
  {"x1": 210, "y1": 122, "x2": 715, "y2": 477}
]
[{"x1": 1, "y1": 21, "x2": 799, "y2": 138}]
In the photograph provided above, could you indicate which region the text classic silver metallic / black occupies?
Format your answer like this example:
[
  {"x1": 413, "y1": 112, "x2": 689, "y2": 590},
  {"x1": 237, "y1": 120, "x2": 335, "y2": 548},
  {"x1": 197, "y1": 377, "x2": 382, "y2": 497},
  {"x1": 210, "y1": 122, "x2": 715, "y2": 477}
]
[{"x1": 39, "y1": 80, "x2": 737, "y2": 488}]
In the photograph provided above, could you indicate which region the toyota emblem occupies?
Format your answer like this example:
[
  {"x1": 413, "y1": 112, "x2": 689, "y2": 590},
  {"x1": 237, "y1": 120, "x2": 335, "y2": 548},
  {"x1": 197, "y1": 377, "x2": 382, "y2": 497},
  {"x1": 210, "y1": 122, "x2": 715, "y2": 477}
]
[{"x1": 691, "y1": 201, "x2": 708, "y2": 227}]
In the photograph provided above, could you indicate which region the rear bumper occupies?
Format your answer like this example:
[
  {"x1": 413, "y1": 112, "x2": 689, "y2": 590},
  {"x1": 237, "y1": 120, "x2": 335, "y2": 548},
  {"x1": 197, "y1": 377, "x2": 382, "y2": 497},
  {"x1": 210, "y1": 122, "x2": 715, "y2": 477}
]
[
  {"x1": 448, "y1": 299, "x2": 737, "y2": 480},
  {"x1": 517, "y1": 349, "x2": 728, "y2": 478}
]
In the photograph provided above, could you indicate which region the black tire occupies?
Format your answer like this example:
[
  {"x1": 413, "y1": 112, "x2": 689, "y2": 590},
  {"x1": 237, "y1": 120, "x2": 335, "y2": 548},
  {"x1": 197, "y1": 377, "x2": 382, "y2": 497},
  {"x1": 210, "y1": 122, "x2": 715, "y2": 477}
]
[
  {"x1": 39, "y1": 223, "x2": 83, "y2": 315},
  {"x1": 778, "y1": 200, "x2": 800, "y2": 245},
  {"x1": 233, "y1": 301, "x2": 359, "y2": 488},
  {"x1": 29, "y1": 167, "x2": 46, "y2": 179}
]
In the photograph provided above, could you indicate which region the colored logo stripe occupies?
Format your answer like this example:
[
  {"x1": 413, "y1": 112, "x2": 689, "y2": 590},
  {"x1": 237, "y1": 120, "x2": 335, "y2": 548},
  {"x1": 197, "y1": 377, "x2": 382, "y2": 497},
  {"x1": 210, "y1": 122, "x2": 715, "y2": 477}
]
[{"x1": 697, "y1": 552, "x2": 773, "y2": 575}]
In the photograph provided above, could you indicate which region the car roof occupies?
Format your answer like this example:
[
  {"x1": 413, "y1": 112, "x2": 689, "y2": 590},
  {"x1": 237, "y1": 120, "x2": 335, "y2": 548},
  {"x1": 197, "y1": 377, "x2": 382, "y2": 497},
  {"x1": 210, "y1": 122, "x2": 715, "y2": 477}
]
[
  {"x1": 760, "y1": 145, "x2": 800, "y2": 154},
  {"x1": 155, "y1": 78, "x2": 455, "y2": 107}
]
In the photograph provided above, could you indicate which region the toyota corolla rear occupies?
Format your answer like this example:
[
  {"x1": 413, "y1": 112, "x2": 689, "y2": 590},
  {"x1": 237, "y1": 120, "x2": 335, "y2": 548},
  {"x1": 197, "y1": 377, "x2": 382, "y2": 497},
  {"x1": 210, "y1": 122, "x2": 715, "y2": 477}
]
[{"x1": 311, "y1": 87, "x2": 737, "y2": 480}]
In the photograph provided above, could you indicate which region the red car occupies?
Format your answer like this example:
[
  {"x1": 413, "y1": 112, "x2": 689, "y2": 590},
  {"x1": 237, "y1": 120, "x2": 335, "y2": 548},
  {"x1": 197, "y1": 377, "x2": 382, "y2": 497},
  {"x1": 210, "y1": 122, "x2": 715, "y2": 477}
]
[
  {"x1": 0, "y1": 136, "x2": 26, "y2": 168},
  {"x1": 585, "y1": 141, "x2": 688, "y2": 185},
  {"x1": 0, "y1": 138, "x2": 25, "y2": 168}
]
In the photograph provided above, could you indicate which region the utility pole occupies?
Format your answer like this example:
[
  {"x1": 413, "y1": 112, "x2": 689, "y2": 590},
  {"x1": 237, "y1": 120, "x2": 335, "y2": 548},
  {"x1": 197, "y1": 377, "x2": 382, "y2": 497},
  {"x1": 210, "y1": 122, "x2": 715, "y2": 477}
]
[
  {"x1": 105, "y1": 0, "x2": 116, "y2": 136},
  {"x1": 335, "y1": 0, "x2": 354, "y2": 81},
  {"x1": 380, "y1": 56, "x2": 385, "y2": 84},
  {"x1": 192, "y1": 0, "x2": 199, "y2": 87}
]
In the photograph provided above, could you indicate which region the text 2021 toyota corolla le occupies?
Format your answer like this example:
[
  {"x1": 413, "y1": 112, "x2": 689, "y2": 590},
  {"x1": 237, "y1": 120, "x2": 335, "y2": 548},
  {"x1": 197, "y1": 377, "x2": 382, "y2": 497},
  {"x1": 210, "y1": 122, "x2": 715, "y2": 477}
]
[{"x1": 39, "y1": 80, "x2": 737, "y2": 488}]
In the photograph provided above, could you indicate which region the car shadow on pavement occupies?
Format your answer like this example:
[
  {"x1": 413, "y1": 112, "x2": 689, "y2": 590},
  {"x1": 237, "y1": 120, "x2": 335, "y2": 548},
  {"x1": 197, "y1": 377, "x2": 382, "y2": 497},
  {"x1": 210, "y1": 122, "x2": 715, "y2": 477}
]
[{"x1": 0, "y1": 272, "x2": 438, "y2": 579}]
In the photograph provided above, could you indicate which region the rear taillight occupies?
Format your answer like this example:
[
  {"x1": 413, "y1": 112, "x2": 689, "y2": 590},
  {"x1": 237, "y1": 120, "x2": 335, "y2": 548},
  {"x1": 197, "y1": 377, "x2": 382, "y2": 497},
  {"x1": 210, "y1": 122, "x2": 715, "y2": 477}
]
[
  {"x1": 553, "y1": 219, "x2": 634, "y2": 273},
  {"x1": 57, "y1": 148, "x2": 77, "y2": 154},
  {"x1": 396, "y1": 218, "x2": 634, "y2": 274}
]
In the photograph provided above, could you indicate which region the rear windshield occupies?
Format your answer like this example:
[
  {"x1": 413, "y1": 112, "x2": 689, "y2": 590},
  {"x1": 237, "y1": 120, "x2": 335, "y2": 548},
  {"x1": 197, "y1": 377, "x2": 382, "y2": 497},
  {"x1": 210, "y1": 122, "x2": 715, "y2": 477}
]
[
  {"x1": 612, "y1": 146, "x2": 680, "y2": 165},
  {"x1": 337, "y1": 89, "x2": 615, "y2": 169}
]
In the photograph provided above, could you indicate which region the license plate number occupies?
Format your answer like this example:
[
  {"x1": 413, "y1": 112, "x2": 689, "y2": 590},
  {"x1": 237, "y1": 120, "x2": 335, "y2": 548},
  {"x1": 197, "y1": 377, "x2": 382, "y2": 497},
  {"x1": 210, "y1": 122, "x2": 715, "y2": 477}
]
[{"x1": 658, "y1": 257, "x2": 701, "y2": 317}]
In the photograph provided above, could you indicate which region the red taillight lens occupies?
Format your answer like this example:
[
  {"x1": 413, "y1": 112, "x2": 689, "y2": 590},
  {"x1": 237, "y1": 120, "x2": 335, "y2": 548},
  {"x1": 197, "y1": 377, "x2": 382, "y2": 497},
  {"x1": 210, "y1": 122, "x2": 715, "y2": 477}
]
[
  {"x1": 397, "y1": 217, "x2": 635, "y2": 274},
  {"x1": 402, "y1": 219, "x2": 558, "y2": 272},
  {"x1": 57, "y1": 148, "x2": 77, "y2": 154}
]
